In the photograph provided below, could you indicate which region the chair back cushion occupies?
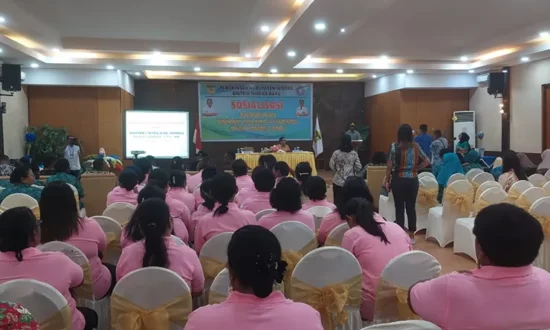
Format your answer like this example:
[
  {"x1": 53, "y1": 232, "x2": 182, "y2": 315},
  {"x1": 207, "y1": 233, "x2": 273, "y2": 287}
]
[
  {"x1": 472, "y1": 172, "x2": 494, "y2": 185},
  {"x1": 325, "y1": 222, "x2": 350, "y2": 247},
  {"x1": 0, "y1": 193, "x2": 38, "y2": 209},
  {"x1": 363, "y1": 320, "x2": 441, "y2": 329},
  {"x1": 475, "y1": 181, "x2": 501, "y2": 201},
  {"x1": 208, "y1": 268, "x2": 230, "y2": 304},
  {"x1": 255, "y1": 208, "x2": 276, "y2": 221},
  {"x1": 418, "y1": 172, "x2": 435, "y2": 179},
  {"x1": 466, "y1": 169, "x2": 484, "y2": 181},
  {"x1": 103, "y1": 202, "x2": 136, "y2": 225},
  {"x1": 529, "y1": 174, "x2": 548, "y2": 188},
  {"x1": 292, "y1": 247, "x2": 360, "y2": 287},
  {"x1": 479, "y1": 187, "x2": 507, "y2": 204},
  {"x1": 542, "y1": 181, "x2": 550, "y2": 195},
  {"x1": 447, "y1": 173, "x2": 467, "y2": 186},
  {"x1": 271, "y1": 221, "x2": 315, "y2": 251},
  {"x1": 308, "y1": 206, "x2": 333, "y2": 230}
]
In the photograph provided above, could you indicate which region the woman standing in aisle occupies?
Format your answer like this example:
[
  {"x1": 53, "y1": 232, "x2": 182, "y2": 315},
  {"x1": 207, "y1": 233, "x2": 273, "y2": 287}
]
[{"x1": 329, "y1": 134, "x2": 362, "y2": 206}]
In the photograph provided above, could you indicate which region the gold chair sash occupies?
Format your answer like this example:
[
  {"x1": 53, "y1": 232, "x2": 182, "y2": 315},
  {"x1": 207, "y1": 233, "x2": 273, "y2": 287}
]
[
  {"x1": 471, "y1": 181, "x2": 480, "y2": 201},
  {"x1": 506, "y1": 188, "x2": 521, "y2": 204},
  {"x1": 515, "y1": 195, "x2": 532, "y2": 211},
  {"x1": 281, "y1": 239, "x2": 317, "y2": 296},
  {"x1": 111, "y1": 293, "x2": 191, "y2": 330},
  {"x1": 374, "y1": 278, "x2": 421, "y2": 322},
  {"x1": 417, "y1": 187, "x2": 439, "y2": 209},
  {"x1": 290, "y1": 275, "x2": 361, "y2": 330},
  {"x1": 531, "y1": 211, "x2": 550, "y2": 237},
  {"x1": 208, "y1": 290, "x2": 228, "y2": 305},
  {"x1": 200, "y1": 256, "x2": 226, "y2": 281},
  {"x1": 105, "y1": 232, "x2": 122, "y2": 260},
  {"x1": 39, "y1": 304, "x2": 73, "y2": 330},
  {"x1": 473, "y1": 198, "x2": 491, "y2": 215},
  {"x1": 443, "y1": 188, "x2": 474, "y2": 214},
  {"x1": 74, "y1": 263, "x2": 94, "y2": 300},
  {"x1": 32, "y1": 207, "x2": 40, "y2": 220}
]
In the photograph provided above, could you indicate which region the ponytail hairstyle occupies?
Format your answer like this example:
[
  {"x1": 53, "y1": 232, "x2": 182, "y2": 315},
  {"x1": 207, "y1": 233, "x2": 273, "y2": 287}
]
[
  {"x1": 341, "y1": 198, "x2": 389, "y2": 244},
  {"x1": 169, "y1": 170, "x2": 186, "y2": 188},
  {"x1": 294, "y1": 162, "x2": 312, "y2": 195},
  {"x1": 200, "y1": 179, "x2": 216, "y2": 210},
  {"x1": 211, "y1": 173, "x2": 237, "y2": 216},
  {"x1": 0, "y1": 207, "x2": 38, "y2": 262},
  {"x1": 228, "y1": 225, "x2": 287, "y2": 298},
  {"x1": 134, "y1": 198, "x2": 171, "y2": 268},
  {"x1": 126, "y1": 185, "x2": 167, "y2": 242},
  {"x1": 171, "y1": 156, "x2": 185, "y2": 171}
]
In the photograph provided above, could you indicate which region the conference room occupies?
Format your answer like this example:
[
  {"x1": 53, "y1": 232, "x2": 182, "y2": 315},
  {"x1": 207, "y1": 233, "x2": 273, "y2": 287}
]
[{"x1": 1, "y1": 0, "x2": 550, "y2": 329}]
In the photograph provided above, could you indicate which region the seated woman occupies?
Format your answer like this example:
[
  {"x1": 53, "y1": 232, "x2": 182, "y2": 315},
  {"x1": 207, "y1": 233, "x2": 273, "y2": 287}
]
[
  {"x1": 134, "y1": 158, "x2": 152, "y2": 187},
  {"x1": 499, "y1": 151, "x2": 526, "y2": 192},
  {"x1": 40, "y1": 155, "x2": 57, "y2": 176},
  {"x1": 409, "y1": 204, "x2": 550, "y2": 329},
  {"x1": 40, "y1": 182, "x2": 114, "y2": 300},
  {"x1": 241, "y1": 167, "x2": 275, "y2": 214},
  {"x1": 185, "y1": 225, "x2": 323, "y2": 330},
  {"x1": 258, "y1": 177, "x2": 315, "y2": 231},
  {"x1": 432, "y1": 148, "x2": 453, "y2": 177},
  {"x1": 116, "y1": 198, "x2": 204, "y2": 297},
  {"x1": 276, "y1": 136, "x2": 291, "y2": 152},
  {"x1": 517, "y1": 152, "x2": 538, "y2": 177},
  {"x1": 317, "y1": 176, "x2": 375, "y2": 246},
  {"x1": 46, "y1": 159, "x2": 84, "y2": 208},
  {"x1": 0, "y1": 207, "x2": 96, "y2": 330},
  {"x1": 455, "y1": 132, "x2": 471, "y2": 158},
  {"x1": 295, "y1": 162, "x2": 312, "y2": 204},
  {"x1": 360, "y1": 151, "x2": 387, "y2": 179},
  {"x1": 85, "y1": 158, "x2": 109, "y2": 174},
  {"x1": 232, "y1": 159, "x2": 253, "y2": 191},
  {"x1": 273, "y1": 161, "x2": 290, "y2": 183},
  {"x1": 258, "y1": 154, "x2": 277, "y2": 171},
  {"x1": 194, "y1": 173, "x2": 256, "y2": 253},
  {"x1": 341, "y1": 198, "x2": 411, "y2": 321},
  {"x1": 193, "y1": 166, "x2": 218, "y2": 208},
  {"x1": 106, "y1": 169, "x2": 139, "y2": 206},
  {"x1": 0, "y1": 165, "x2": 43, "y2": 203},
  {"x1": 537, "y1": 149, "x2": 550, "y2": 175},
  {"x1": 235, "y1": 166, "x2": 263, "y2": 205},
  {"x1": 462, "y1": 150, "x2": 483, "y2": 173},
  {"x1": 187, "y1": 157, "x2": 211, "y2": 193},
  {"x1": 167, "y1": 170, "x2": 196, "y2": 213},
  {"x1": 302, "y1": 176, "x2": 336, "y2": 210},
  {"x1": 436, "y1": 153, "x2": 464, "y2": 202},
  {"x1": 190, "y1": 179, "x2": 216, "y2": 234}
]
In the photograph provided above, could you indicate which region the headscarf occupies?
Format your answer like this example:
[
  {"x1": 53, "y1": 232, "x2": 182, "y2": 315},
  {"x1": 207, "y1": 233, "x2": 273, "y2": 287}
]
[
  {"x1": 517, "y1": 153, "x2": 536, "y2": 169},
  {"x1": 537, "y1": 149, "x2": 550, "y2": 171},
  {"x1": 437, "y1": 153, "x2": 464, "y2": 186},
  {"x1": 463, "y1": 150, "x2": 482, "y2": 173}
]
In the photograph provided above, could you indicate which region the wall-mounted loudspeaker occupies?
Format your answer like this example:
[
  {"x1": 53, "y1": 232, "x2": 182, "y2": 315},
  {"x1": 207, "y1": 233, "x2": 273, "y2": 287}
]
[
  {"x1": 487, "y1": 72, "x2": 505, "y2": 96},
  {"x1": 1, "y1": 64, "x2": 22, "y2": 92}
]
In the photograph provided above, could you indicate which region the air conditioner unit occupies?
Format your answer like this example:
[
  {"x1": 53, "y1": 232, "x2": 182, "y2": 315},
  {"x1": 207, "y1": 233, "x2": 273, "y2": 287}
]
[{"x1": 453, "y1": 111, "x2": 476, "y2": 149}]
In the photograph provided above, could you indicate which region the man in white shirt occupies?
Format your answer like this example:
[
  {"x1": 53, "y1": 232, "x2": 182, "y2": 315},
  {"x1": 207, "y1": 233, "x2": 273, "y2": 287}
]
[
  {"x1": 202, "y1": 98, "x2": 218, "y2": 117},
  {"x1": 296, "y1": 99, "x2": 309, "y2": 116},
  {"x1": 64, "y1": 136, "x2": 83, "y2": 178}
]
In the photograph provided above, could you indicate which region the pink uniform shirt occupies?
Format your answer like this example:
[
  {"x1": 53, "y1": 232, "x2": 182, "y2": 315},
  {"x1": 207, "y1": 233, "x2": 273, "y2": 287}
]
[
  {"x1": 302, "y1": 199, "x2": 336, "y2": 210},
  {"x1": 106, "y1": 186, "x2": 138, "y2": 206},
  {"x1": 410, "y1": 265, "x2": 550, "y2": 330},
  {"x1": 193, "y1": 188, "x2": 204, "y2": 210},
  {"x1": 187, "y1": 171, "x2": 203, "y2": 193},
  {"x1": 117, "y1": 237, "x2": 204, "y2": 293},
  {"x1": 235, "y1": 187, "x2": 257, "y2": 206},
  {"x1": 341, "y1": 222, "x2": 412, "y2": 320},
  {"x1": 235, "y1": 175, "x2": 254, "y2": 191},
  {"x1": 194, "y1": 203, "x2": 256, "y2": 253},
  {"x1": 167, "y1": 187, "x2": 196, "y2": 213},
  {"x1": 0, "y1": 248, "x2": 86, "y2": 330},
  {"x1": 190, "y1": 204, "x2": 215, "y2": 240},
  {"x1": 166, "y1": 196, "x2": 191, "y2": 243},
  {"x1": 240, "y1": 192, "x2": 271, "y2": 215},
  {"x1": 317, "y1": 211, "x2": 341, "y2": 245},
  {"x1": 258, "y1": 210, "x2": 315, "y2": 232},
  {"x1": 65, "y1": 217, "x2": 111, "y2": 299},
  {"x1": 185, "y1": 291, "x2": 324, "y2": 330}
]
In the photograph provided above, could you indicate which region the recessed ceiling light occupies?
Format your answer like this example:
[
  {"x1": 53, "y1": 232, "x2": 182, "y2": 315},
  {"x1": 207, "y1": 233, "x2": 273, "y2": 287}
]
[
  {"x1": 502, "y1": 69, "x2": 508, "y2": 73},
  {"x1": 0, "y1": 17, "x2": 5, "y2": 23},
  {"x1": 52, "y1": 48, "x2": 60, "y2": 53},
  {"x1": 460, "y1": 56, "x2": 468, "y2": 62},
  {"x1": 261, "y1": 25, "x2": 270, "y2": 33},
  {"x1": 270, "y1": 68, "x2": 278, "y2": 73},
  {"x1": 106, "y1": 65, "x2": 114, "y2": 70},
  {"x1": 306, "y1": 54, "x2": 311, "y2": 59},
  {"x1": 540, "y1": 31, "x2": 549, "y2": 38},
  {"x1": 287, "y1": 51, "x2": 296, "y2": 57},
  {"x1": 194, "y1": 67, "x2": 201, "y2": 72},
  {"x1": 0, "y1": 48, "x2": 3, "y2": 53},
  {"x1": 153, "y1": 51, "x2": 161, "y2": 56},
  {"x1": 406, "y1": 69, "x2": 414, "y2": 74},
  {"x1": 244, "y1": 53, "x2": 251, "y2": 58},
  {"x1": 134, "y1": 72, "x2": 141, "y2": 76},
  {"x1": 468, "y1": 70, "x2": 475, "y2": 73},
  {"x1": 336, "y1": 69, "x2": 344, "y2": 74},
  {"x1": 372, "y1": 74, "x2": 377, "y2": 78},
  {"x1": 340, "y1": 28, "x2": 346, "y2": 33},
  {"x1": 314, "y1": 22, "x2": 326, "y2": 31},
  {"x1": 30, "y1": 63, "x2": 39, "y2": 68},
  {"x1": 380, "y1": 55, "x2": 389, "y2": 61},
  {"x1": 521, "y1": 56, "x2": 530, "y2": 62}
]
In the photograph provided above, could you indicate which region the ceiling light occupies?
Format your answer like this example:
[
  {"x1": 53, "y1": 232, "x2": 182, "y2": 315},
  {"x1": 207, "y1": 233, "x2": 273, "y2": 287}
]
[
  {"x1": 270, "y1": 68, "x2": 278, "y2": 73},
  {"x1": 134, "y1": 72, "x2": 141, "y2": 76},
  {"x1": 314, "y1": 22, "x2": 326, "y2": 31},
  {"x1": 502, "y1": 69, "x2": 508, "y2": 73},
  {"x1": 406, "y1": 69, "x2": 414, "y2": 74},
  {"x1": 194, "y1": 67, "x2": 201, "y2": 72},
  {"x1": 540, "y1": 31, "x2": 549, "y2": 38},
  {"x1": 52, "y1": 48, "x2": 60, "y2": 53},
  {"x1": 500, "y1": 109, "x2": 505, "y2": 114},
  {"x1": 460, "y1": 56, "x2": 468, "y2": 62},
  {"x1": 340, "y1": 28, "x2": 346, "y2": 33},
  {"x1": 380, "y1": 55, "x2": 389, "y2": 61},
  {"x1": 521, "y1": 57, "x2": 530, "y2": 62},
  {"x1": 0, "y1": 17, "x2": 5, "y2": 23},
  {"x1": 336, "y1": 69, "x2": 344, "y2": 74},
  {"x1": 468, "y1": 69, "x2": 475, "y2": 73},
  {"x1": 106, "y1": 65, "x2": 114, "y2": 70},
  {"x1": 0, "y1": 48, "x2": 3, "y2": 53},
  {"x1": 287, "y1": 51, "x2": 296, "y2": 57},
  {"x1": 153, "y1": 51, "x2": 161, "y2": 55},
  {"x1": 306, "y1": 54, "x2": 311, "y2": 59},
  {"x1": 244, "y1": 53, "x2": 251, "y2": 58},
  {"x1": 261, "y1": 25, "x2": 270, "y2": 33},
  {"x1": 30, "y1": 63, "x2": 39, "y2": 68},
  {"x1": 372, "y1": 74, "x2": 377, "y2": 78}
]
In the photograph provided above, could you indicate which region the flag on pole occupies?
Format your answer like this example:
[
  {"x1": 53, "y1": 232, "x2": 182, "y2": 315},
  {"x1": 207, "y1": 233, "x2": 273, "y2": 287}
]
[
  {"x1": 313, "y1": 115, "x2": 323, "y2": 157},
  {"x1": 193, "y1": 119, "x2": 202, "y2": 153}
]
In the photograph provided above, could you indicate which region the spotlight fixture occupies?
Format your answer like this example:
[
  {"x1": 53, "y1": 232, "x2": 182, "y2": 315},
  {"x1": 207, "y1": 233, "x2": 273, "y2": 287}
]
[
  {"x1": 106, "y1": 65, "x2": 114, "y2": 70},
  {"x1": 521, "y1": 57, "x2": 530, "y2": 62},
  {"x1": 134, "y1": 72, "x2": 141, "y2": 76},
  {"x1": 153, "y1": 51, "x2": 161, "y2": 56},
  {"x1": 340, "y1": 28, "x2": 346, "y2": 33},
  {"x1": 52, "y1": 48, "x2": 60, "y2": 53},
  {"x1": 379, "y1": 55, "x2": 389, "y2": 61},
  {"x1": 502, "y1": 69, "x2": 508, "y2": 73},
  {"x1": 287, "y1": 51, "x2": 296, "y2": 57},
  {"x1": 244, "y1": 53, "x2": 251, "y2": 58},
  {"x1": 540, "y1": 31, "x2": 549, "y2": 38},
  {"x1": 460, "y1": 56, "x2": 468, "y2": 62},
  {"x1": 0, "y1": 17, "x2": 5, "y2": 23},
  {"x1": 270, "y1": 68, "x2": 278, "y2": 73},
  {"x1": 372, "y1": 74, "x2": 377, "y2": 78},
  {"x1": 30, "y1": 63, "x2": 39, "y2": 68},
  {"x1": 314, "y1": 22, "x2": 326, "y2": 31},
  {"x1": 261, "y1": 25, "x2": 270, "y2": 33},
  {"x1": 336, "y1": 69, "x2": 344, "y2": 74},
  {"x1": 194, "y1": 67, "x2": 201, "y2": 72},
  {"x1": 468, "y1": 70, "x2": 475, "y2": 73},
  {"x1": 306, "y1": 54, "x2": 312, "y2": 59},
  {"x1": 406, "y1": 69, "x2": 414, "y2": 74}
]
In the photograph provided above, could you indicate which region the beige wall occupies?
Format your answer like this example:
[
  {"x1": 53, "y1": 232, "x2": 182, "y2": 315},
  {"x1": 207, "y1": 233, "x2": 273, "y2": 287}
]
[
  {"x1": 469, "y1": 87, "x2": 502, "y2": 151},
  {"x1": 0, "y1": 84, "x2": 29, "y2": 158}
]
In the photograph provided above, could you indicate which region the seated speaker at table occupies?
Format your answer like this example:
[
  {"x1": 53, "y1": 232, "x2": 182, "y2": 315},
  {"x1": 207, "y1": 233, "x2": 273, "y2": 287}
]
[{"x1": 275, "y1": 137, "x2": 291, "y2": 152}]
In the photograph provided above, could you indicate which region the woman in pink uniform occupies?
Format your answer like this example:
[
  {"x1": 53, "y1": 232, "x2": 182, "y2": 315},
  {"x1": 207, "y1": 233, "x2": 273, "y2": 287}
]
[
  {"x1": 241, "y1": 167, "x2": 275, "y2": 215},
  {"x1": 0, "y1": 207, "x2": 97, "y2": 330},
  {"x1": 194, "y1": 173, "x2": 256, "y2": 253},
  {"x1": 232, "y1": 159, "x2": 254, "y2": 191},
  {"x1": 340, "y1": 198, "x2": 411, "y2": 320},
  {"x1": 106, "y1": 168, "x2": 139, "y2": 206},
  {"x1": 190, "y1": 179, "x2": 216, "y2": 238},
  {"x1": 167, "y1": 170, "x2": 196, "y2": 213},
  {"x1": 186, "y1": 225, "x2": 323, "y2": 330},
  {"x1": 117, "y1": 199, "x2": 204, "y2": 296},
  {"x1": 235, "y1": 166, "x2": 263, "y2": 205},
  {"x1": 258, "y1": 178, "x2": 315, "y2": 231},
  {"x1": 317, "y1": 177, "x2": 376, "y2": 246},
  {"x1": 193, "y1": 167, "x2": 218, "y2": 209},
  {"x1": 302, "y1": 176, "x2": 336, "y2": 210},
  {"x1": 409, "y1": 203, "x2": 550, "y2": 330},
  {"x1": 40, "y1": 182, "x2": 115, "y2": 300}
]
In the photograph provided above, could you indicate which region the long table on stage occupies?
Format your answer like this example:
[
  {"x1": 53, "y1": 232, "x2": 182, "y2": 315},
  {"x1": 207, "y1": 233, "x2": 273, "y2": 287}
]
[{"x1": 236, "y1": 152, "x2": 318, "y2": 175}]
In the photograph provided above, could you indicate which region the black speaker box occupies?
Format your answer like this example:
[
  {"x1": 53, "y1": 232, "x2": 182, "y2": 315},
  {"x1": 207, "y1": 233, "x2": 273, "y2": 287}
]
[
  {"x1": 1, "y1": 64, "x2": 22, "y2": 92},
  {"x1": 487, "y1": 72, "x2": 505, "y2": 96}
]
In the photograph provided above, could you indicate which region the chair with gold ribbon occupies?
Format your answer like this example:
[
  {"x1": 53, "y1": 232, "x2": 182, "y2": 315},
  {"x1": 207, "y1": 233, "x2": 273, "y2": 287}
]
[
  {"x1": 505, "y1": 180, "x2": 534, "y2": 204},
  {"x1": 465, "y1": 168, "x2": 484, "y2": 182},
  {"x1": 362, "y1": 320, "x2": 441, "y2": 329},
  {"x1": 92, "y1": 215, "x2": 123, "y2": 264},
  {"x1": 66, "y1": 183, "x2": 81, "y2": 214},
  {"x1": 471, "y1": 172, "x2": 495, "y2": 199},
  {"x1": 0, "y1": 193, "x2": 40, "y2": 219},
  {"x1": 111, "y1": 267, "x2": 192, "y2": 330},
  {"x1": 379, "y1": 193, "x2": 396, "y2": 222},
  {"x1": 271, "y1": 221, "x2": 316, "y2": 297},
  {"x1": 543, "y1": 181, "x2": 550, "y2": 195},
  {"x1": 474, "y1": 180, "x2": 501, "y2": 202},
  {"x1": 446, "y1": 173, "x2": 467, "y2": 186},
  {"x1": 530, "y1": 197, "x2": 550, "y2": 272},
  {"x1": 454, "y1": 187, "x2": 507, "y2": 262},
  {"x1": 103, "y1": 202, "x2": 136, "y2": 226},
  {"x1": 38, "y1": 240, "x2": 111, "y2": 329},
  {"x1": 199, "y1": 232, "x2": 233, "y2": 304},
  {"x1": 208, "y1": 268, "x2": 230, "y2": 305},
  {"x1": 0, "y1": 279, "x2": 73, "y2": 330},
  {"x1": 415, "y1": 176, "x2": 439, "y2": 234},
  {"x1": 325, "y1": 222, "x2": 350, "y2": 247},
  {"x1": 373, "y1": 251, "x2": 441, "y2": 324},
  {"x1": 427, "y1": 180, "x2": 474, "y2": 248},
  {"x1": 255, "y1": 208, "x2": 276, "y2": 221},
  {"x1": 309, "y1": 206, "x2": 334, "y2": 230},
  {"x1": 290, "y1": 247, "x2": 362, "y2": 330},
  {"x1": 528, "y1": 173, "x2": 548, "y2": 188},
  {"x1": 417, "y1": 172, "x2": 435, "y2": 180},
  {"x1": 515, "y1": 187, "x2": 546, "y2": 212},
  {"x1": 171, "y1": 235, "x2": 186, "y2": 246}
]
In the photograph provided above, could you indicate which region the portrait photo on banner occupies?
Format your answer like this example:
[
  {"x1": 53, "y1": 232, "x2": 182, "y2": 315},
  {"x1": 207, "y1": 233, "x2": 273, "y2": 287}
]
[{"x1": 198, "y1": 82, "x2": 313, "y2": 141}]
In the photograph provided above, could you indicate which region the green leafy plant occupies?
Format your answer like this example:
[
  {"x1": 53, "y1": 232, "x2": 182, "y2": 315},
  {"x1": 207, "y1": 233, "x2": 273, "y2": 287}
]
[{"x1": 25, "y1": 125, "x2": 68, "y2": 164}]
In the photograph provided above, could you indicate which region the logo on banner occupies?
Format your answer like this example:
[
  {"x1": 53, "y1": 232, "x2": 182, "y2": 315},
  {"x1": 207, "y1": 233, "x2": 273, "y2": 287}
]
[{"x1": 206, "y1": 85, "x2": 217, "y2": 95}]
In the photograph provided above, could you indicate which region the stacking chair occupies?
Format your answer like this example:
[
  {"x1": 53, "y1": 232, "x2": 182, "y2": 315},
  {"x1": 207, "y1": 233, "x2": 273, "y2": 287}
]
[
  {"x1": 308, "y1": 206, "x2": 333, "y2": 230},
  {"x1": 528, "y1": 173, "x2": 548, "y2": 188},
  {"x1": 103, "y1": 202, "x2": 136, "y2": 226},
  {"x1": 91, "y1": 215, "x2": 123, "y2": 264},
  {"x1": 325, "y1": 222, "x2": 350, "y2": 247},
  {"x1": 505, "y1": 181, "x2": 533, "y2": 204},
  {"x1": 199, "y1": 232, "x2": 233, "y2": 303},
  {"x1": 415, "y1": 176, "x2": 439, "y2": 233},
  {"x1": 515, "y1": 187, "x2": 547, "y2": 211},
  {"x1": 531, "y1": 197, "x2": 550, "y2": 272}
]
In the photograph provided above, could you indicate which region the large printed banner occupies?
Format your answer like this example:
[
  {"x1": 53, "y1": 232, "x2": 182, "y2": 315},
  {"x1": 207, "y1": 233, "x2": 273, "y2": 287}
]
[{"x1": 198, "y1": 82, "x2": 313, "y2": 141}]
